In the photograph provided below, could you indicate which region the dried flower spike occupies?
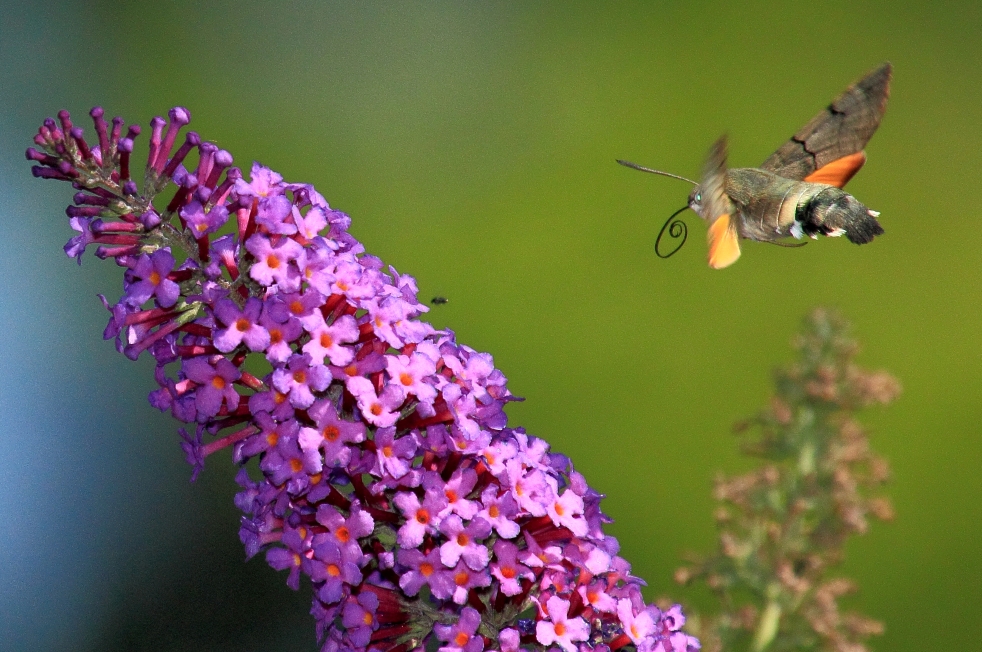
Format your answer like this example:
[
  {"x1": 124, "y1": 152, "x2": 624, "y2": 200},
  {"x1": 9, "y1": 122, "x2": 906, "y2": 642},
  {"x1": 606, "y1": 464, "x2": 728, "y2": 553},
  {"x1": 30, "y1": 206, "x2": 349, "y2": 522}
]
[{"x1": 677, "y1": 309, "x2": 897, "y2": 652}]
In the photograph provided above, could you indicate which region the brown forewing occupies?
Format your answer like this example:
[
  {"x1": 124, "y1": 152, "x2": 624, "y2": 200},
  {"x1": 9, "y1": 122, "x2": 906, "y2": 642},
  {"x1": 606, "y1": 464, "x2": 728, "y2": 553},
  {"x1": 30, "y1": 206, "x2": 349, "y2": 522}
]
[{"x1": 759, "y1": 63, "x2": 892, "y2": 182}]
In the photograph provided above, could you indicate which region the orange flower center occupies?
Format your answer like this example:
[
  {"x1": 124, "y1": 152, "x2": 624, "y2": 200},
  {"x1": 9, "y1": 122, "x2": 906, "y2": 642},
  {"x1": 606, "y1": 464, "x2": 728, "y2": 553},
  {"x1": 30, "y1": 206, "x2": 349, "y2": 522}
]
[
  {"x1": 455, "y1": 571, "x2": 469, "y2": 586},
  {"x1": 415, "y1": 509, "x2": 430, "y2": 525},
  {"x1": 327, "y1": 564, "x2": 340, "y2": 577},
  {"x1": 456, "y1": 533, "x2": 470, "y2": 546},
  {"x1": 420, "y1": 562, "x2": 434, "y2": 577},
  {"x1": 292, "y1": 370, "x2": 306, "y2": 384},
  {"x1": 335, "y1": 526, "x2": 350, "y2": 543},
  {"x1": 211, "y1": 376, "x2": 226, "y2": 390},
  {"x1": 323, "y1": 425, "x2": 340, "y2": 441},
  {"x1": 454, "y1": 632, "x2": 470, "y2": 646},
  {"x1": 399, "y1": 372, "x2": 413, "y2": 386},
  {"x1": 319, "y1": 333, "x2": 334, "y2": 347},
  {"x1": 149, "y1": 271, "x2": 161, "y2": 285},
  {"x1": 266, "y1": 254, "x2": 281, "y2": 270}
]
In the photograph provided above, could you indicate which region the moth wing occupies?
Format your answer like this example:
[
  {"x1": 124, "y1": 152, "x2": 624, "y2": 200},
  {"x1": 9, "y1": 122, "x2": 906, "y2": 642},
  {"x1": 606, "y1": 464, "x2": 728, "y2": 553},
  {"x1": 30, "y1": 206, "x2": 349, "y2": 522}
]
[
  {"x1": 707, "y1": 213, "x2": 741, "y2": 269},
  {"x1": 760, "y1": 62, "x2": 891, "y2": 183},
  {"x1": 700, "y1": 136, "x2": 741, "y2": 269},
  {"x1": 803, "y1": 151, "x2": 866, "y2": 188}
]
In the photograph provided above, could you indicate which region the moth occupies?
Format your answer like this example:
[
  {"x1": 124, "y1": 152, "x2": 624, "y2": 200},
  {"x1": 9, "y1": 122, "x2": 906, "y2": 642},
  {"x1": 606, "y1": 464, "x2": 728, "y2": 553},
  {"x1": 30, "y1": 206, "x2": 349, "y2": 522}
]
[{"x1": 619, "y1": 62, "x2": 891, "y2": 269}]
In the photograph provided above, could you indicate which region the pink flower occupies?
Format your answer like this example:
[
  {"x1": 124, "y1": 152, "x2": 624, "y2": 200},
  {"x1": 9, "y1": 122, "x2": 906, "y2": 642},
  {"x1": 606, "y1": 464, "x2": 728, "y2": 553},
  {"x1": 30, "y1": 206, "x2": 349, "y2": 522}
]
[{"x1": 536, "y1": 595, "x2": 590, "y2": 652}]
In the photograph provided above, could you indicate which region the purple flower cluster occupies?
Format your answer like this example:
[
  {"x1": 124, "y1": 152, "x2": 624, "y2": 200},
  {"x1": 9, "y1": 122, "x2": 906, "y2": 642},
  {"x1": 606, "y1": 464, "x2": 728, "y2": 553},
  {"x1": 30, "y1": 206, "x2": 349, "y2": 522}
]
[{"x1": 28, "y1": 107, "x2": 699, "y2": 652}]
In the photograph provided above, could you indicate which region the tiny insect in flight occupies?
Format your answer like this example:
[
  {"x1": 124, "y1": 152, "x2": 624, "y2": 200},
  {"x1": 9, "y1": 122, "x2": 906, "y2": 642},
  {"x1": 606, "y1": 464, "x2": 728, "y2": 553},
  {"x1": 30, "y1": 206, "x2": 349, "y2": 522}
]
[
  {"x1": 430, "y1": 296, "x2": 449, "y2": 305},
  {"x1": 619, "y1": 63, "x2": 891, "y2": 269}
]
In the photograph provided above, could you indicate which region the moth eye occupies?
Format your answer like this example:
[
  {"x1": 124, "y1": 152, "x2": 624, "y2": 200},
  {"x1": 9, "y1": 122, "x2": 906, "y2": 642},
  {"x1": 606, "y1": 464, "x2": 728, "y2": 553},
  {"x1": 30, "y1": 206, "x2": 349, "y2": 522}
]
[{"x1": 695, "y1": 193, "x2": 702, "y2": 203}]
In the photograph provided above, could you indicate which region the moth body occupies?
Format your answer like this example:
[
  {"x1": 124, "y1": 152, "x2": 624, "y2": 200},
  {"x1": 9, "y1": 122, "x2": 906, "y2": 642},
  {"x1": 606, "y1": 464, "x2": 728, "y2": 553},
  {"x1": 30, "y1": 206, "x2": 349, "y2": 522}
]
[
  {"x1": 621, "y1": 62, "x2": 892, "y2": 268},
  {"x1": 693, "y1": 168, "x2": 884, "y2": 245}
]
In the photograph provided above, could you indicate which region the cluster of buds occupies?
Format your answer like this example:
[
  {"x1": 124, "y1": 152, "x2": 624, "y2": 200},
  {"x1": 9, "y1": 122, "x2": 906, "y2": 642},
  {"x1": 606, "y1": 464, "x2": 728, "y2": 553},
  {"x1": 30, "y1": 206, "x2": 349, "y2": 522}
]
[
  {"x1": 676, "y1": 309, "x2": 898, "y2": 652},
  {"x1": 28, "y1": 107, "x2": 700, "y2": 652}
]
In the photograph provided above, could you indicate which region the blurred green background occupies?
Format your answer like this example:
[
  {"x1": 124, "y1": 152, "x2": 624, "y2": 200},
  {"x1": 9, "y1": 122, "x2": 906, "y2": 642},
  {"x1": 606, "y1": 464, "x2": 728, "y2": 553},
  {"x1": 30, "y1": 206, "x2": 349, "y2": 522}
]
[{"x1": 1, "y1": 1, "x2": 979, "y2": 650}]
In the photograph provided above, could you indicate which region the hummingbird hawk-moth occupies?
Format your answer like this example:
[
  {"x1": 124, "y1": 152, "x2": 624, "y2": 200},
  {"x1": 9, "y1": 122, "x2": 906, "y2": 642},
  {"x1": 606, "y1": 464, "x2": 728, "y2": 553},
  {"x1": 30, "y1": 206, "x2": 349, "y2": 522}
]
[{"x1": 619, "y1": 62, "x2": 891, "y2": 269}]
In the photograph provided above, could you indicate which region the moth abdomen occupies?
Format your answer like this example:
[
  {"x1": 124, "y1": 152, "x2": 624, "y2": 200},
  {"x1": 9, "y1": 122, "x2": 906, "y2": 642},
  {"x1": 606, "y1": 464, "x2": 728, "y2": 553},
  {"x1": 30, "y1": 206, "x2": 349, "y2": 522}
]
[{"x1": 797, "y1": 187, "x2": 884, "y2": 244}]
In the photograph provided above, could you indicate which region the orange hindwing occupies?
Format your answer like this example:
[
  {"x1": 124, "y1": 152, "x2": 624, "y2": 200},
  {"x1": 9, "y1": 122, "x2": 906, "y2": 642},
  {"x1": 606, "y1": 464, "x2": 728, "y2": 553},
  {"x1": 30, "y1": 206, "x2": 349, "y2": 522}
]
[
  {"x1": 803, "y1": 151, "x2": 867, "y2": 188},
  {"x1": 707, "y1": 214, "x2": 742, "y2": 269}
]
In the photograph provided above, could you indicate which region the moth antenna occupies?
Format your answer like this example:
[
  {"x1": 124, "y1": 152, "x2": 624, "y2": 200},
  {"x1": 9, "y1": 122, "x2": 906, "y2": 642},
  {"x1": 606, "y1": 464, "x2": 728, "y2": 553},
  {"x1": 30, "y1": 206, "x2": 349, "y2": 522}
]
[
  {"x1": 655, "y1": 205, "x2": 690, "y2": 259},
  {"x1": 617, "y1": 159, "x2": 697, "y2": 185}
]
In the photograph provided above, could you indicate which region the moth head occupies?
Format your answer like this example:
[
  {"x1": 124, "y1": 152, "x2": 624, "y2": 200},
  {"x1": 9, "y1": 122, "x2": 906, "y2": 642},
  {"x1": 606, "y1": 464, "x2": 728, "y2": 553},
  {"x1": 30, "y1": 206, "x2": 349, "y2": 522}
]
[{"x1": 687, "y1": 186, "x2": 705, "y2": 218}]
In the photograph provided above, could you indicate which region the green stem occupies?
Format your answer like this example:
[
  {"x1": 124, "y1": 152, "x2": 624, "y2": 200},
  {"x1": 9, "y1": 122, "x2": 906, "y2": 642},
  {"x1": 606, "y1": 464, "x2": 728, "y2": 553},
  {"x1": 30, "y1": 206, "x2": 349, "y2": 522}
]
[{"x1": 751, "y1": 595, "x2": 781, "y2": 652}]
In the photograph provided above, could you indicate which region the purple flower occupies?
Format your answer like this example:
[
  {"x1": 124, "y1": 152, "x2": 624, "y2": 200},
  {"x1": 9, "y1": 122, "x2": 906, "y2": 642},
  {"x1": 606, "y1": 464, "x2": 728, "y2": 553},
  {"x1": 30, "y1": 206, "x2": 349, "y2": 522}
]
[
  {"x1": 299, "y1": 399, "x2": 365, "y2": 467},
  {"x1": 181, "y1": 198, "x2": 229, "y2": 237},
  {"x1": 179, "y1": 425, "x2": 205, "y2": 482},
  {"x1": 213, "y1": 297, "x2": 270, "y2": 352},
  {"x1": 238, "y1": 413, "x2": 299, "y2": 461},
  {"x1": 255, "y1": 194, "x2": 295, "y2": 234},
  {"x1": 260, "y1": 431, "x2": 322, "y2": 486},
  {"x1": 439, "y1": 515, "x2": 491, "y2": 570},
  {"x1": 386, "y1": 352, "x2": 438, "y2": 404},
  {"x1": 65, "y1": 215, "x2": 96, "y2": 263},
  {"x1": 394, "y1": 489, "x2": 447, "y2": 548},
  {"x1": 309, "y1": 539, "x2": 362, "y2": 605},
  {"x1": 258, "y1": 305, "x2": 303, "y2": 364},
  {"x1": 372, "y1": 427, "x2": 418, "y2": 479},
  {"x1": 302, "y1": 313, "x2": 358, "y2": 366},
  {"x1": 396, "y1": 547, "x2": 454, "y2": 599},
  {"x1": 617, "y1": 599, "x2": 657, "y2": 646},
  {"x1": 545, "y1": 481, "x2": 589, "y2": 537},
  {"x1": 490, "y1": 540, "x2": 534, "y2": 596},
  {"x1": 505, "y1": 461, "x2": 551, "y2": 517},
  {"x1": 536, "y1": 595, "x2": 590, "y2": 652},
  {"x1": 182, "y1": 355, "x2": 241, "y2": 419},
  {"x1": 578, "y1": 579, "x2": 617, "y2": 614},
  {"x1": 341, "y1": 592, "x2": 379, "y2": 647},
  {"x1": 477, "y1": 486, "x2": 521, "y2": 539},
  {"x1": 499, "y1": 628, "x2": 520, "y2": 652},
  {"x1": 294, "y1": 204, "x2": 328, "y2": 240},
  {"x1": 314, "y1": 503, "x2": 374, "y2": 559},
  {"x1": 124, "y1": 250, "x2": 180, "y2": 307},
  {"x1": 266, "y1": 527, "x2": 307, "y2": 591},
  {"x1": 347, "y1": 376, "x2": 403, "y2": 428},
  {"x1": 234, "y1": 162, "x2": 285, "y2": 202},
  {"x1": 245, "y1": 234, "x2": 303, "y2": 290},
  {"x1": 448, "y1": 561, "x2": 491, "y2": 605},
  {"x1": 272, "y1": 353, "x2": 330, "y2": 409},
  {"x1": 435, "y1": 607, "x2": 485, "y2": 652}
]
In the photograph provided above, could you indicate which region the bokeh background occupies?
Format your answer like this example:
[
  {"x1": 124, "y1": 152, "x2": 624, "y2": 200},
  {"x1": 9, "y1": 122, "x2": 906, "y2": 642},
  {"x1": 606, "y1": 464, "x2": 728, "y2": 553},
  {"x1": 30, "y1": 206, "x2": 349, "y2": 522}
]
[{"x1": 1, "y1": 1, "x2": 980, "y2": 650}]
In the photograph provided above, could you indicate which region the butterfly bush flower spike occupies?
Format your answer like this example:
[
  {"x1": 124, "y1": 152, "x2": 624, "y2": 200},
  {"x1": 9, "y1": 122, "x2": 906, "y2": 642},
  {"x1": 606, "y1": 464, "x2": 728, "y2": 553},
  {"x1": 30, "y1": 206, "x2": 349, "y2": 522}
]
[{"x1": 28, "y1": 106, "x2": 700, "y2": 652}]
